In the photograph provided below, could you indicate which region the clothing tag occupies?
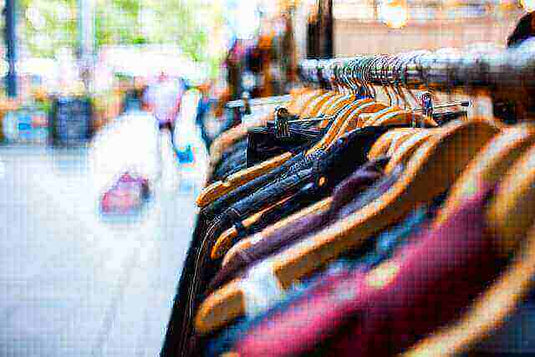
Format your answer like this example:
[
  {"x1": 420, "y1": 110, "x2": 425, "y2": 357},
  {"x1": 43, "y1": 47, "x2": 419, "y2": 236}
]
[{"x1": 240, "y1": 260, "x2": 286, "y2": 318}]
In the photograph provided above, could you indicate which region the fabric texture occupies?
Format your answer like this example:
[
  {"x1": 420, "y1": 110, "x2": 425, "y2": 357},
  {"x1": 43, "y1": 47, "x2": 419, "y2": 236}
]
[
  {"x1": 207, "y1": 157, "x2": 392, "y2": 292},
  {"x1": 206, "y1": 206, "x2": 430, "y2": 356},
  {"x1": 246, "y1": 125, "x2": 322, "y2": 166},
  {"x1": 162, "y1": 125, "x2": 410, "y2": 357},
  {"x1": 232, "y1": 187, "x2": 506, "y2": 357}
]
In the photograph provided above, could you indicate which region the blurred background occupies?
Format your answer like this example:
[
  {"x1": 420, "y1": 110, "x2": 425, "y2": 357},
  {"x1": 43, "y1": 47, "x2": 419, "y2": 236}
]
[
  {"x1": 0, "y1": 0, "x2": 532, "y2": 356},
  {"x1": 0, "y1": 0, "x2": 529, "y2": 135}
]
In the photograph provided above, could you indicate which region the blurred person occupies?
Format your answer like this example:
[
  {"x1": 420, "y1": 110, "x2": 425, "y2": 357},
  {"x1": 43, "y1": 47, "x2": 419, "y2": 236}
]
[{"x1": 142, "y1": 71, "x2": 185, "y2": 152}]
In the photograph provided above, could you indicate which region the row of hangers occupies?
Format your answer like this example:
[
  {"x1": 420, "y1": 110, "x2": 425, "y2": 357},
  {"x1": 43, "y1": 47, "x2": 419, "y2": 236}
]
[
  {"x1": 299, "y1": 39, "x2": 535, "y2": 92},
  {"x1": 205, "y1": 39, "x2": 535, "y2": 180},
  {"x1": 189, "y1": 44, "x2": 535, "y2": 354},
  {"x1": 195, "y1": 86, "x2": 449, "y2": 304},
  {"x1": 197, "y1": 120, "x2": 535, "y2": 353},
  {"x1": 196, "y1": 118, "x2": 492, "y2": 332},
  {"x1": 205, "y1": 85, "x2": 459, "y2": 260},
  {"x1": 197, "y1": 56, "x2": 447, "y2": 207},
  {"x1": 200, "y1": 39, "x2": 535, "y2": 206}
]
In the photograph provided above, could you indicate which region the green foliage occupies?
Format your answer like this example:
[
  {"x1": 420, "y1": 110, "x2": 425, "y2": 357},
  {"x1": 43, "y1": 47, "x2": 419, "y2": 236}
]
[
  {"x1": 17, "y1": 0, "x2": 225, "y2": 77},
  {"x1": 19, "y1": 0, "x2": 78, "y2": 58}
]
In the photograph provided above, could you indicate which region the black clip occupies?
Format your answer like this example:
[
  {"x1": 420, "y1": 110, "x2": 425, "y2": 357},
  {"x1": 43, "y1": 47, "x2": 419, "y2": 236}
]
[
  {"x1": 241, "y1": 91, "x2": 251, "y2": 115},
  {"x1": 420, "y1": 92, "x2": 434, "y2": 118},
  {"x1": 274, "y1": 107, "x2": 334, "y2": 139},
  {"x1": 274, "y1": 107, "x2": 293, "y2": 139}
]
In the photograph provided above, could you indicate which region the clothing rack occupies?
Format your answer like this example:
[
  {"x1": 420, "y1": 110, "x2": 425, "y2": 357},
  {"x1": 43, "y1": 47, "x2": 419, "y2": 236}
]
[
  {"x1": 162, "y1": 40, "x2": 535, "y2": 357},
  {"x1": 225, "y1": 94, "x2": 292, "y2": 109},
  {"x1": 298, "y1": 40, "x2": 535, "y2": 93}
]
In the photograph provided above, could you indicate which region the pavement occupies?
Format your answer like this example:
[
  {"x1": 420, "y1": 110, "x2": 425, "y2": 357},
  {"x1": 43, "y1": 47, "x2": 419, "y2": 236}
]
[{"x1": 0, "y1": 93, "x2": 208, "y2": 356}]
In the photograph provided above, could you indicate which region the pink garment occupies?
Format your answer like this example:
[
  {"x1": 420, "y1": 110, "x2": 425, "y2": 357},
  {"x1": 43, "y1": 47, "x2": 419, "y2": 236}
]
[{"x1": 233, "y1": 187, "x2": 505, "y2": 357}]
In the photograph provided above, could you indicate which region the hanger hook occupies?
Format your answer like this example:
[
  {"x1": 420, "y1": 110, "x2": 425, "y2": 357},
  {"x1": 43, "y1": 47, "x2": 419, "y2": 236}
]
[
  {"x1": 348, "y1": 58, "x2": 358, "y2": 94},
  {"x1": 378, "y1": 55, "x2": 393, "y2": 106},
  {"x1": 366, "y1": 56, "x2": 378, "y2": 99}
]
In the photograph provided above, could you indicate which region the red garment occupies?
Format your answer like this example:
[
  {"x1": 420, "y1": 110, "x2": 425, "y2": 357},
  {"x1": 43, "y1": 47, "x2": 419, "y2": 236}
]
[{"x1": 233, "y1": 188, "x2": 505, "y2": 357}]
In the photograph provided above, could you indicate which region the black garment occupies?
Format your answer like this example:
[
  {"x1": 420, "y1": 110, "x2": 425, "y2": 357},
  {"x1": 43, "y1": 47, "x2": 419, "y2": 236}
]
[
  {"x1": 217, "y1": 138, "x2": 248, "y2": 167},
  {"x1": 200, "y1": 151, "x2": 318, "y2": 222},
  {"x1": 208, "y1": 139, "x2": 248, "y2": 184},
  {"x1": 211, "y1": 121, "x2": 322, "y2": 182},
  {"x1": 246, "y1": 126, "x2": 321, "y2": 167},
  {"x1": 206, "y1": 159, "x2": 392, "y2": 294},
  {"x1": 212, "y1": 150, "x2": 248, "y2": 182},
  {"x1": 507, "y1": 11, "x2": 535, "y2": 48},
  {"x1": 232, "y1": 181, "x2": 324, "y2": 240},
  {"x1": 210, "y1": 140, "x2": 248, "y2": 182},
  {"x1": 214, "y1": 124, "x2": 402, "y2": 258},
  {"x1": 212, "y1": 124, "x2": 396, "y2": 228},
  {"x1": 204, "y1": 166, "x2": 316, "y2": 247}
]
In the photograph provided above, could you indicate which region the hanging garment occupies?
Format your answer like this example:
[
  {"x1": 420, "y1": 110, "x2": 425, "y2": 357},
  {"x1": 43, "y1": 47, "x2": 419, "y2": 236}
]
[
  {"x1": 206, "y1": 157, "x2": 393, "y2": 292},
  {"x1": 229, "y1": 187, "x2": 507, "y2": 357},
  {"x1": 204, "y1": 205, "x2": 430, "y2": 356},
  {"x1": 168, "y1": 125, "x2": 410, "y2": 357},
  {"x1": 203, "y1": 125, "x2": 404, "y2": 241},
  {"x1": 246, "y1": 122, "x2": 326, "y2": 166}
]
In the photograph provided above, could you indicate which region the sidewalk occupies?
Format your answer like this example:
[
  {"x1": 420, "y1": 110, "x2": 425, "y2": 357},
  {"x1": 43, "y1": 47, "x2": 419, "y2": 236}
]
[{"x1": 0, "y1": 92, "x2": 207, "y2": 356}]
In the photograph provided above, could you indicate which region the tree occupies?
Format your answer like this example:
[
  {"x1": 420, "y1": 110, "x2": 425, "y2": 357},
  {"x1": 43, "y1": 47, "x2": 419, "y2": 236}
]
[{"x1": 16, "y1": 0, "x2": 226, "y2": 73}]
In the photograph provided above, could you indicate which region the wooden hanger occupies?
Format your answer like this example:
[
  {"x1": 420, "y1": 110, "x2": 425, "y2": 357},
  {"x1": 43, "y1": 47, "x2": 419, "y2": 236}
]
[
  {"x1": 405, "y1": 136, "x2": 535, "y2": 356},
  {"x1": 321, "y1": 101, "x2": 392, "y2": 144},
  {"x1": 384, "y1": 130, "x2": 436, "y2": 174},
  {"x1": 215, "y1": 120, "x2": 426, "y2": 264},
  {"x1": 202, "y1": 69, "x2": 405, "y2": 206},
  {"x1": 270, "y1": 120, "x2": 498, "y2": 290},
  {"x1": 196, "y1": 89, "x2": 348, "y2": 207},
  {"x1": 436, "y1": 124, "x2": 535, "y2": 227},
  {"x1": 357, "y1": 106, "x2": 401, "y2": 128},
  {"x1": 290, "y1": 89, "x2": 326, "y2": 116},
  {"x1": 404, "y1": 224, "x2": 535, "y2": 357},
  {"x1": 211, "y1": 100, "x2": 401, "y2": 259},
  {"x1": 222, "y1": 198, "x2": 333, "y2": 267},
  {"x1": 206, "y1": 89, "x2": 319, "y2": 170},
  {"x1": 212, "y1": 117, "x2": 459, "y2": 266},
  {"x1": 306, "y1": 99, "x2": 384, "y2": 154},
  {"x1": 297, "y1": 91, "x2": 339, "y2": 118},
  {"x1": 362, "y1": 109, "x2": 406, "y2": 127},
  {"x1": 367, "y1": 128, "x2": 418, "y2": 160},
  {"x1": 310, "y1": 92, "x2": 367, "y2": 130},
  {"x1": 196, "y1": 96, "x2": 372, "y2": 207},
  {"x1": 385, "y1": 129, "x2": 424, "y2": 157},
  {"x1": 200, "y1": 92, "x2": 429, "y2": 208},
  {"x1": 209, "y1": 98, "x2": 379, "y2": 257},
  {"x1": 368, "y1": 110, "x2": 437, "y2": 128},
  {"x1": 353, "y1": 102, "x2": 388, "y2": 127},
  {"x1": 197, "y1": 152, "x2": 295, "y2": 207},
  {"x1": 210, "y1": 193, "x2": 306, "y2": 260},
  {"x1": 486, "y1": 142, "x2": 535, "y2": 257},
  {"x1": 195, "y1": 120, "x2": 500, "y2": 334},
  {"x1": 316, "y1": 93, "x2": 358, "y2": 128},
  {"x1": 386, "y1": 129, "x2": 427, "y2": 157},
  {"x1": 289, "y1": 89, "x2": 323, "y2": 115}
]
